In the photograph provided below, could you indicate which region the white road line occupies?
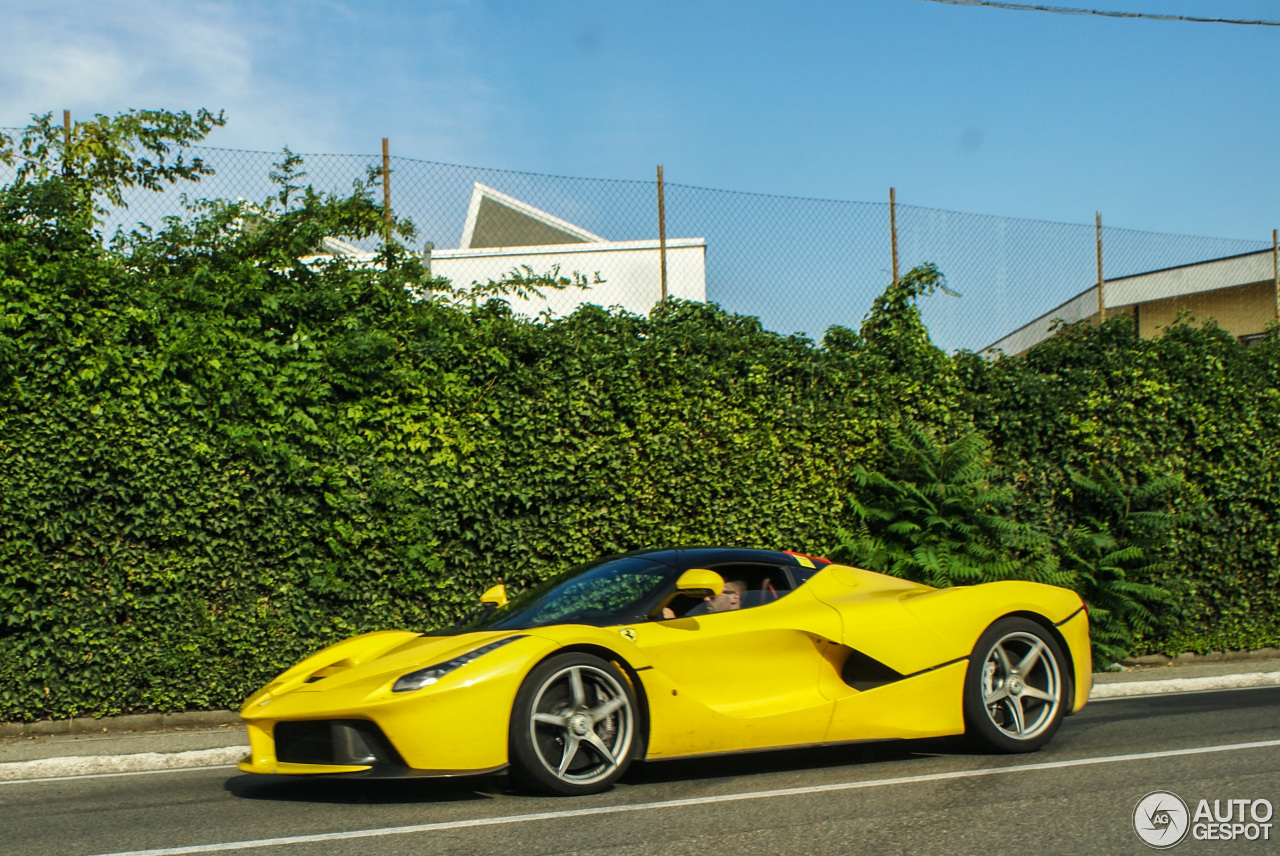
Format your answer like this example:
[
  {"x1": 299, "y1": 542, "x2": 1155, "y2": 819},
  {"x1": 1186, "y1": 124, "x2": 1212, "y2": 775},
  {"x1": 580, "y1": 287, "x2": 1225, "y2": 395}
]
[{"x1": 88, "y1": 738, "x2": 1280, "y2": 856}]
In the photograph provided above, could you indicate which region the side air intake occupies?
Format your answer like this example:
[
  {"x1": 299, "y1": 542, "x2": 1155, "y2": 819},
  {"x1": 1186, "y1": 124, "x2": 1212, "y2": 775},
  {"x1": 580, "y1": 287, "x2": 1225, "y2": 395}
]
[{"x1": 841, "y1": 649, "x2": 906, "y2": 691}]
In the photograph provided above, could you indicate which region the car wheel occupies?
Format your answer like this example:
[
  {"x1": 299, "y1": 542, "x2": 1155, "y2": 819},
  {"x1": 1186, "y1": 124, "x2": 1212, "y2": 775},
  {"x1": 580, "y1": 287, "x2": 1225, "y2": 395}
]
[
  {"x1": 963, "y1": 617, "x2": 1070, "y2": 753},
  {"x1": 509, "y1": 653, "x2": 637, "y2": 795}
]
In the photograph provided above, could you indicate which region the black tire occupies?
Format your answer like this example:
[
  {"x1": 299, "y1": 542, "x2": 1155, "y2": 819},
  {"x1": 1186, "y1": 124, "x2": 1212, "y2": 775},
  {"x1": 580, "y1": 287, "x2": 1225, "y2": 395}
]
[
  {"x1": 963, "y1": 617, "x2": 1071, "y2": 753},
  {"x1": 508, "y1": 652, "x2": 638, "y2": 796}
]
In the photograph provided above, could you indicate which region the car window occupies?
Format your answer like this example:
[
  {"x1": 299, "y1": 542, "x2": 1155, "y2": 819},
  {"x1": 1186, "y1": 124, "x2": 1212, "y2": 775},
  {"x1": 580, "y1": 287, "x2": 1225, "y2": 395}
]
[
  {"x1": 784, "y1": 554, "x2": 831, "y2": 588},
  {"x1": 467, "y1": 556, "x2": 674, "y2": 631},
  {"x1": 660, "y1": 562, "x2": 792, "y2": 618},
  {"x1": 711, "y1": 563, "x2": 791, "y2": 609}
]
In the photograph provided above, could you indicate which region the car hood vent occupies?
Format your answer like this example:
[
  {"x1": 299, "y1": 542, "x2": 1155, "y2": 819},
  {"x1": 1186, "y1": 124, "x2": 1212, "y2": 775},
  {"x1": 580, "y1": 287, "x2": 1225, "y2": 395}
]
[{"x1": 304, "y1": 659, "x2": 358, "y2": 683}]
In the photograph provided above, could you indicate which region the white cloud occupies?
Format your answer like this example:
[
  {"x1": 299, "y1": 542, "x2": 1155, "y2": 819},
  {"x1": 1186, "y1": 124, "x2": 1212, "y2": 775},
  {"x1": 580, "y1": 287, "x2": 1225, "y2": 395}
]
[
  {"x1": 0, "y1": 1, "x2": 254, "y2": 125},
  {"x1": 0, "y1": 0, "x2": 509, "y2": 159}
]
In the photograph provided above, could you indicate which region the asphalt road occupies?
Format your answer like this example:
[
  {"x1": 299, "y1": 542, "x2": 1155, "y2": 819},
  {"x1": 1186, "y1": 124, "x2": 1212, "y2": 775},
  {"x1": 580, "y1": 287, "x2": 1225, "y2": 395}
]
[{"x1": 2, "y1": 687, "x2": 1278, "y2": 856}]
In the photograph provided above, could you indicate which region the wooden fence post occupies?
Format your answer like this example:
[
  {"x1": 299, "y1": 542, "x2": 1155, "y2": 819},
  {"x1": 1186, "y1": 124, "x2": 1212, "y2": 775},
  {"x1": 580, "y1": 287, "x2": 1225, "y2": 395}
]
[
  {"x1": 890, "y1": 187, "x2": 899, "y2": 288},
  {"x1": 381, "y1": 137, "x2": 392, "y2": 234},
  {"x1": 1096, "y1": 211, "x2": 1106, "y2": 323},
  {"x1": 62, "y1": 110, "x2": 71, "y2": 176},
  {"x1": 1272, "y1": 228, "x2": 1278, "y2": 320},
  {"x1": 657, "y1": 165, "x2": 668, "y2": 301}
]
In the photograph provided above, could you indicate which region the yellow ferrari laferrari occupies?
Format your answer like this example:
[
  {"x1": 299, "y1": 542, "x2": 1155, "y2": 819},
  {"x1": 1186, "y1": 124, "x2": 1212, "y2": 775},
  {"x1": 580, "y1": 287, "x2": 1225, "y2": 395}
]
[{"x1": 239, "y1": 548, "x2": 1091, "y2": 795}]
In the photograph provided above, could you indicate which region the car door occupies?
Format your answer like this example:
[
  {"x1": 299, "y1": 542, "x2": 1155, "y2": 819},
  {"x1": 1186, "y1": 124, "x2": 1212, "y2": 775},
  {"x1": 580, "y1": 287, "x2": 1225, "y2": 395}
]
[{"x1": 624, "y1": 562, "x2": 843, "y2": 758}]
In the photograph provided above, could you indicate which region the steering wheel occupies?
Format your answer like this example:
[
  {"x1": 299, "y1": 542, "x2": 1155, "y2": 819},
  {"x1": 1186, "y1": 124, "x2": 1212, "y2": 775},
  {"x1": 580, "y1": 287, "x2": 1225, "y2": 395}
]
[{"x1": 761, "y1": 580, "x2": 777, "y2": 604}]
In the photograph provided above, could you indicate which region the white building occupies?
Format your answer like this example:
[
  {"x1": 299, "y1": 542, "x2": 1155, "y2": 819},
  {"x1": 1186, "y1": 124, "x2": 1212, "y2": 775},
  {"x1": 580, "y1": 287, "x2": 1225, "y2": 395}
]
[
  {"x1": 985, "y1": 248, "x2": 1279, "y2": 356},
  {"x1": 322, "y1": 182, "x2": 706, "y2": 318}
]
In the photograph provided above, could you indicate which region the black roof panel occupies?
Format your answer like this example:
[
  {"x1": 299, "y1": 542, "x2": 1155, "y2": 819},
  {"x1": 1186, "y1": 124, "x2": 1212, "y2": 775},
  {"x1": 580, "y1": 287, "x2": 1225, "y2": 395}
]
[{"x1": 618, "y1": 547, "x2": 825, "y2": 571}]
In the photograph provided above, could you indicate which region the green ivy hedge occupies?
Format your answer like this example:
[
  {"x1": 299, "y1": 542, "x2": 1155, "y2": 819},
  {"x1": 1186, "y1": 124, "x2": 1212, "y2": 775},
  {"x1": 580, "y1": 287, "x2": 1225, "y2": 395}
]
[
  {"x1": 961, "y1": 318, "x2": 1280, "y2": 655},
  {"x1": 1, "y1": 115, "x2": 1277, "y2": 721}
]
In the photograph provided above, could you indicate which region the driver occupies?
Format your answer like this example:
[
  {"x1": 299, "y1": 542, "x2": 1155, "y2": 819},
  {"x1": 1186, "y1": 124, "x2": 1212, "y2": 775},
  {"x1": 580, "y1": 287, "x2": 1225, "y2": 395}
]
[
  {"x1": 662, "y1": 579, "x2": 747, "y2": 619},
  {"x1": 703, "y1": 579, "x2": 746, "y2": 613}
]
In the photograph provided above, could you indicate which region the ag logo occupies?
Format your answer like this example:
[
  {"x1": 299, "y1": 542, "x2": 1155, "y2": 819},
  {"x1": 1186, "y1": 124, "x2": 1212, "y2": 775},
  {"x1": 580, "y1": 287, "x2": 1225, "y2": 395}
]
[
  {"x1": 617, "y1": 627, "x2": 637, "y2": 642},
  {"x1": 1134, "y1": 790, "x2": 1190, "y2": 849}
]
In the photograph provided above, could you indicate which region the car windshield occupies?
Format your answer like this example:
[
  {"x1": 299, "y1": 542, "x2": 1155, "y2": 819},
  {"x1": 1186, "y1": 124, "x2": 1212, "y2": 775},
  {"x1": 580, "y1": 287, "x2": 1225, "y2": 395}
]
[{"x1": 458, "y1": 555, "x2": 675, "y2": 632}]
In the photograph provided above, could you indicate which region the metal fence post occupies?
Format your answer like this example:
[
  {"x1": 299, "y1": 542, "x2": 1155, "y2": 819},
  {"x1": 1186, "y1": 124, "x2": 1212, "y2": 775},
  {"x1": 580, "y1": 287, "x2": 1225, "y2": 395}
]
[
  {"x1": 1273, "y1": 229, "x2": 1278, "y2": 321},
  {"x1": 657, "y1": 165, "x2": 668, "y2": 301}
]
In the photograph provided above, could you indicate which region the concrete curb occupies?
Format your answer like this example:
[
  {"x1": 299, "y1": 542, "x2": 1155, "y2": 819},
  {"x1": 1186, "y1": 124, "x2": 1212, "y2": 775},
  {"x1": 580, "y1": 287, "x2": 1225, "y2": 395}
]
[
  {"x1": 1088, "y1": 669, "x2": 1280, "y2": 699},
  {"x1": 0, "y1": 746, "x2": 246, "y2": 783},
  {"x1": 3, "y1": 668, "x2": 1278, "y2": 783}
]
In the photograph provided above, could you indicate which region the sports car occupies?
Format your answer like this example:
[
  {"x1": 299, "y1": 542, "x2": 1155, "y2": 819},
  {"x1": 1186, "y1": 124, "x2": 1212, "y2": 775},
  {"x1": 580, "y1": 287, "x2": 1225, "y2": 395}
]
[{"x1": 239, "y1": 547, "x2": 1091, "y2": 795}]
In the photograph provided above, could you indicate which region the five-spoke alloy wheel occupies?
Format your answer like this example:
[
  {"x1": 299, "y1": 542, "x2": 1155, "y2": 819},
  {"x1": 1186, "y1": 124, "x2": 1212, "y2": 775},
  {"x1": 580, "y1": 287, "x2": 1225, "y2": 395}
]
[
  {"x1": 963, "y1": 617, "x2": 1071, "y2": 753},
  {"x1": 509, "y1": 653, "x2": 637, "y2": 795}
]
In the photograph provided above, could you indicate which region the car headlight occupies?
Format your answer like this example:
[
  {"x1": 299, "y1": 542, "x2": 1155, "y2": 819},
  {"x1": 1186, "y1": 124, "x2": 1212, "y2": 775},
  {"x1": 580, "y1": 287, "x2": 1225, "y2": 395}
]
[{"x1": 392, "y1": 635, "x2": 527, "y2": 693}]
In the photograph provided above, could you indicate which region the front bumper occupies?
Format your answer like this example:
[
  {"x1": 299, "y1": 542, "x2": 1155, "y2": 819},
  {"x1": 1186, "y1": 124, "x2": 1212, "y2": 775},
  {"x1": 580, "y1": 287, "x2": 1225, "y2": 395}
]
[
  {"x1": 238, "y1": 633, "x2": 561, "y2": 776},
  {"x1": 237, "y1": 718, "x2": 508, "y2": 778}
]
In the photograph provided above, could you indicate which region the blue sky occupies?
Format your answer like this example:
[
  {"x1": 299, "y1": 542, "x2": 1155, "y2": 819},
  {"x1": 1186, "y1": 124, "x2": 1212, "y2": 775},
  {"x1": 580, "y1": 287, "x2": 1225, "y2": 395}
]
[{"x1": 2, "y1": 0, "x2": 1277, "y2": 241}]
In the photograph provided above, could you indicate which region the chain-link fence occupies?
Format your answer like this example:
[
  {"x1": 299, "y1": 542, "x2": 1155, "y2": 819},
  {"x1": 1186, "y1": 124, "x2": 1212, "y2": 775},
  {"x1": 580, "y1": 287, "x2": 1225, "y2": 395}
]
[{"x1": 3, "y1": 133, "x2": 1271, "y2": 353}]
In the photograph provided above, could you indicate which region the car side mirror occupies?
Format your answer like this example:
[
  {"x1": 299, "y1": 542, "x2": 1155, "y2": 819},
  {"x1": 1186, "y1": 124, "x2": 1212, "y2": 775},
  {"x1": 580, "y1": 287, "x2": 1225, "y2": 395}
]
[
  {"x1": 479, "y1": 584, "x2": 508, "y2": 610},
  {"x1": 674, "y1": 568, "x2": 724, "y2": 599}
]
